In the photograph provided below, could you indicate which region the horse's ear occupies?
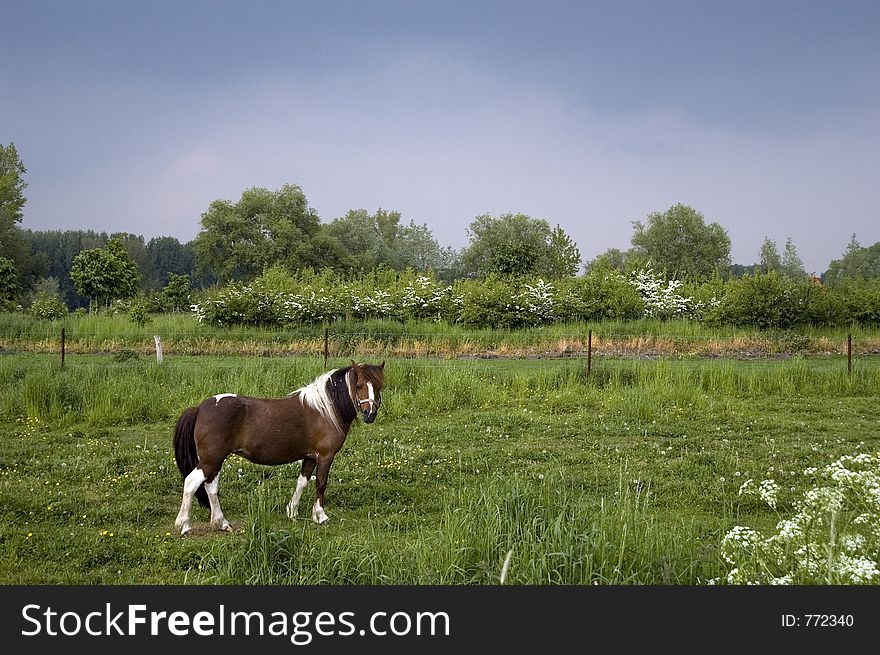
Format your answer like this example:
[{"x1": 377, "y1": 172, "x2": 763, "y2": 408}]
[
  {"x1": 351, "y1": 360, "x2": 359, "y2": 370},
  {"x1": 379, "y1": 361, "x2": 385, "y2": 370}
]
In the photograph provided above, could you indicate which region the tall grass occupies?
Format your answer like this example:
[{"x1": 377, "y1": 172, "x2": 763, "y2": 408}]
[
  {"x1": 202, "y1": 469, "x2": 713, "y2": 585},
  {"x1": 2, "y1": 312, "x2": 879, "y2": 358}
]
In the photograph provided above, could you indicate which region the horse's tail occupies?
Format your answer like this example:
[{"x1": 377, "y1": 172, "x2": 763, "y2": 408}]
[{"x1": 173, "y1": 406, "x2": 209, "y2": 508}]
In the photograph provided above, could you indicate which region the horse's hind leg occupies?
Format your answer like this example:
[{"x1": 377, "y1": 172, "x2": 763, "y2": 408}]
[
  {"x1": 287, "y1": 458, "x2": 317, "y2": 519},
  {"x1": 175, "y1": 467, "x2": 206, "y2": 535},
  {"x1": 205, "y1": 469, "x2": 232, "y2": 532}
]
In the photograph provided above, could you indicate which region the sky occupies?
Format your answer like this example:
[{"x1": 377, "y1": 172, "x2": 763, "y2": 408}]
[{"x1": 2, "y1": 0, "x2": 878, "y2": 275}]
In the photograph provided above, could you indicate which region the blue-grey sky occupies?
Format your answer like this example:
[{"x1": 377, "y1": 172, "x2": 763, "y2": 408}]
[{"x1": 2, "y1": 0, "x2": 878, "y2": 274}]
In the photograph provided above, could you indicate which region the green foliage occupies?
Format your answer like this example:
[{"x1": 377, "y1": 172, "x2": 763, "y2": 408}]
[
  {"x1": 824, "y1": 235, "x2": 880, "y2": 284},
  {"x1": 0, "y1": 255, "x2": 19, "y2": 309},
  {"x1": 0, "y1": 142, "x2": 27, "y2": 229},
  {"x1": 456, "y1": 275, "x2": 525, "y2": 328},
  {"x1": 631, "y1": 203, "x2": 731, "y2": 279},
  {"x1": 460, "y1": 213, "x2": 580, "y2": 278},
  {"x1": 193, "y1": 184, "x2": 323, "y2": 282},
  {"x1": 709, "y1": 272, "x2": 796, "y2": 328},
  {"x1": 555, "y1": 267, "x2": 644, "y2": 322},
  {"x1": 28, "y1": 290, "x2": 67, "y2": 320},
  {"x1": 128, "y1": 297, "x2": 153, "y2": 327},
  {"x1": 838, "y1": 278, "x2": 880, "y2": 324},
  {"x1": 161, "y1": 273, "x2": 192, "y2": 312},
  {"x1": 70, "y1": 236, "x2": 142, "y2": 309}
]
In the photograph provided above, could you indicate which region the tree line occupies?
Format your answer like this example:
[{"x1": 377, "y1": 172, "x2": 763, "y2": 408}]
[{"x1": 2, "y1": 141, "x2": 879, "y2": 316}]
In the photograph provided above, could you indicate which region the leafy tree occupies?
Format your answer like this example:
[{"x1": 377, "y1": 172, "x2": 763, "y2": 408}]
[
  {"x1": 823, "y1": 235, "x2": 880, "y2": 284},
  {"x1": 324, "y1": 209, "x2": 392, "y2": 272},
  {"x1": 22, "y1": 229, "x2": 109, "y2": 308},
  {"x1": 544, "y1": 224, "x2": 581, "y2": 277},
  {"x1": 0, "y1": 143, "x2": 29, "y2": 292},
  {"x1": 113, "y1": 232, "x2": 154, "y2": 291},
  {"x1": 193, "y1": 184, "x2": 323, "y2": 282},
  {"x1": 161, "y1": 273, "x2": 192, "y2": 312},
  {"x1": 460, "y1": 213, "x2": 574, "y2": 278},
  {"x1": 758, "y1": 237, "x2": 782, "y2": 273},
  {"x1": 146, "y1": 236, "x2": 196, "y2": 288},
  {"x1": 0, "y1": 256, "x2": 19, "y2": 309},
  {"x1": 781, "y1": 237, "x2": 807, "y2": 279},
  {"x1": 630, "y1": 203, "x2": 731, "y2": 279},
  {"x1": 388, "y1": 220, "x2": 448, "y2": 273},
  {"x1": 70, "y1": 237, "x2": 141, "y2": 311}
]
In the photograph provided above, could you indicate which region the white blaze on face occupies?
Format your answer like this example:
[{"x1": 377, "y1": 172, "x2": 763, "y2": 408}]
[
  {"x1": 214, "y1": 393, "x2": 237, "y2": 404},
  {"x1": 364, "y1": 382, "x2": 375, "y2": 409}
]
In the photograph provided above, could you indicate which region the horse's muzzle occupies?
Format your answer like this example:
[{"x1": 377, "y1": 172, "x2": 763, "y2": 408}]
[{"x1": 362, "y1": 409, "x2": 377, "y2": 423}]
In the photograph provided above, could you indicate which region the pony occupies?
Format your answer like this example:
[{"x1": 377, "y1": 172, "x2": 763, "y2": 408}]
[{"x1": 173, "y1": 360, "x2": 385, "y2": 535}]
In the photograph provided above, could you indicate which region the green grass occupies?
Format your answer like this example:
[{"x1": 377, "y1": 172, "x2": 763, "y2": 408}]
[
  {"x1": 2, "y1": 311, "x2": 879, "y2": 358},
  {"x1": 0, "y1": 352, "x2": 878, "y2": 584}
]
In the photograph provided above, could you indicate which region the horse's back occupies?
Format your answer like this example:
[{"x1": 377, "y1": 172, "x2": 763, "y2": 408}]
[{"x1": 194, "y1": 392, "x2": 332, "y2": 465}]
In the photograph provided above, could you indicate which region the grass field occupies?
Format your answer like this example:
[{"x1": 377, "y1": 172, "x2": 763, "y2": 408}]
[{"x1": 0, "y1": 350, "x2": 878, "y2": 584}]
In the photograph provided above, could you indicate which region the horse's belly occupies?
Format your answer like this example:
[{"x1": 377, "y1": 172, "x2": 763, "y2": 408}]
[{"x1": 235, "y1": 436, "x2": 313, "y2": 466}]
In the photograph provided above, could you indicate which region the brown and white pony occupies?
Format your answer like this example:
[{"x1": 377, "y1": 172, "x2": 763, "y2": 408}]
[{"x1": 173, "y1": 360, "x2": 385, "y2": 535}]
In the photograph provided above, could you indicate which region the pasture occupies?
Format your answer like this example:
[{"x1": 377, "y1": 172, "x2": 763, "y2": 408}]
[{"x1": 0, "y1": 350, "x2": 878, "y2": 584}]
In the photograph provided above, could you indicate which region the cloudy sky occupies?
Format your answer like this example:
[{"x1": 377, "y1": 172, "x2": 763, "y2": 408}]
[{"x1": 2, "y1": 0, "x2": 878, "y2": 275}]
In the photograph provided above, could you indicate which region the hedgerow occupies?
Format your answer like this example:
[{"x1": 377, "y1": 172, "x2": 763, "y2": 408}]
[{"x1": 190, "y1": 266, "x2": 880, "y2": 329}]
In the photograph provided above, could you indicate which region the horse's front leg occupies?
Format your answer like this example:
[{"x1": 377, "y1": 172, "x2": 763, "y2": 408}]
[
  {"x1": 287, "y1": 458, "x2": 317, "y2": 519},
  {"x1": 311, "y1": 455, "x2": 335, "y2": 524}
]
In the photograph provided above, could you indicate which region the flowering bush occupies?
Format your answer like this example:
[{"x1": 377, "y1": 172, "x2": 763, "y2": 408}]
[
  {"x1": 715, "y1": 452, "x2": 880, "y2": 585},
  {"x1": 29, "y1": 291, "x2": 68, "y2": 320},
  {"x1": 629, "y1": 267, "x2": 715, "y2": 319}
]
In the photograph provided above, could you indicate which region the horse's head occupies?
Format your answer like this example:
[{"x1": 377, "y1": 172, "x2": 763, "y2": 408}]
[{"x1": 350, "y1": 360, "x2": 385, "y2": 423}]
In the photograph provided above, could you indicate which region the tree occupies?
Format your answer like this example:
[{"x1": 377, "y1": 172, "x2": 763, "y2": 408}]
[
  {"x1": 324, "y1": 209, "x2": 392, "y2": 272},
  {"x1": 460, "y1": 213, "x2": 570, "y2": 278},
  {"x1": 193, "y1": 184, "x2": 323, "y2": 282},
  {"x1": 0, "y1": 143, "x2": 28, "y2": 293},
  {"x1": 587, "y1": 248, "x2": 632, "y2": 274},
  {"x1": 758, "y1": 237, "x2": 782, "y2": 273},
  {"x1": 781, "y1": 237, "x2": 807, "y2": 279},
  {"x1": 0, "y1": 256, "x2": 19, "y2": 310},
  {"x1": 146, "y1": 236, "x2": 196, "y2": 288},
  {"x1": 630, "y1": 203, "x2": 731, "y2": 279},
  {"x1": 544, "y1": 224, "x2": 581, "y2": 277},
  {"x1": 823, "y1": 235, "x2": 880, "y2": 284},
  {"x1": 0, "y1": 143, "x2": 27, "y2": 249},
  {"x1": 22, "y1": 229, "x2": 109, "y2": 309},
  {"x1": 113, "y1": 232, "x2": 154, "y2": 291},
  {"x1": 161, "y1": 273, "x2": 192, "y2": 312},
  {"x1": 70, "y1": 237, "x2": 141, "y2": 310},
  {"x1": 388, "y1": 220, "x2": 447, "y2": 272}
]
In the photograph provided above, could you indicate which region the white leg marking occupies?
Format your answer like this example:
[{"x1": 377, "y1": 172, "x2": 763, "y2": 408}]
[
  {"x1": 175, "y1": 467, "x2": 206, "y2": 535},
  {"x1": 205, "y1": 475, "x2": 231, "y2": 532},
  {"x1": 214, "y1": 393, "x2": 237, "y2": 404},
  {"x1": 287, "y1": 474, "x2": 309, "y2": 519},
  {"x1": 312, "y1": 498, "x2": 329, "y2": 524}
]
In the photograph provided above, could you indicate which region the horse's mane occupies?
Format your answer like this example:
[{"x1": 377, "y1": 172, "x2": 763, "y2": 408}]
[{"x1": 292, "y1": 367, "x2": 356, "y2": 435}]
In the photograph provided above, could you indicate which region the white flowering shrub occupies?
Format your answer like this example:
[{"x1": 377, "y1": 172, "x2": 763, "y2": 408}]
[
  {"x1": 715, "y1": 452, "x2": 880, "y2": 585},
  {"x1": 629, "y1": 267, "x2": 711, "y2": 319}
]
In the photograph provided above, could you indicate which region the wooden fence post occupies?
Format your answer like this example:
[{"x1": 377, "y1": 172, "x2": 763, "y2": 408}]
[
  {"x1": 154, "y1": 335, "x2": 163, "y2": 364},
  {"x1": 61, "y1": 327, "x2": 65, "y2": 368},
  {"x1": 847, "y1": 333, "x2": 852, "y2": 377},
  {"x1": 587, "y1": 329, "x2": 592, "y2": 375},
  {"x1": 323, "y1": 327, "x2": 329, "y2": 368}
]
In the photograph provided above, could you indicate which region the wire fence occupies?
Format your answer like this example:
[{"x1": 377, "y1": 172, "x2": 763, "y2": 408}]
[{"x1": 3, "y1": 324, "x2": 879, "y2": 376}]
